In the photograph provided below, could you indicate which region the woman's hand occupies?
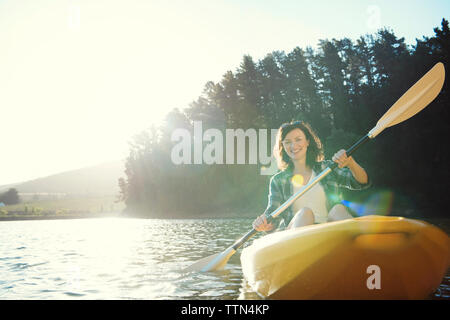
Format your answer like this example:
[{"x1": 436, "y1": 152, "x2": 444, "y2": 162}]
[
  {"x1": 253, "y1": 214, "x2": 274, "y2": 232},
  {"x1": 332, "y1": 149, "x2": 354, "y2": 168}
]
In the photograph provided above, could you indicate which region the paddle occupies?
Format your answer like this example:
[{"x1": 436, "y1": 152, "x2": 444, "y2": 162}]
[{"x1": 183, "y1": 62, "x2": 445, "y2": 273}]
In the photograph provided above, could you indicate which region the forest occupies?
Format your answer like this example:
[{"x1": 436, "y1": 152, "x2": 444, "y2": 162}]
[{"x1": 118, "y1": 19, "x2": 449, "y2": 219}]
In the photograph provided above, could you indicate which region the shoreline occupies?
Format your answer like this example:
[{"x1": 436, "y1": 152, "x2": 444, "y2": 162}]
[
  {"x1": 0, "y1": 213, "x2": 122, "y2": 222},
  {"x1": 1, "y1": 206, "x2": 448, "y2": 229},
  {"x1": 0, "y1": 212, "x2": 450, "y2": 223},
  {"x1": 0, "y1": 211, "x2": 260, "y2": 222}
]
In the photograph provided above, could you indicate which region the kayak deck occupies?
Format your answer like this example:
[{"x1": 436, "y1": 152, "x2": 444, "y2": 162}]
[{"x1": 240, "y1": 216, "x2": 450, "y2": 299}]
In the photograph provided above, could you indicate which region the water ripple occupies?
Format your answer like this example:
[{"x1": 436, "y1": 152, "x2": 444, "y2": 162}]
[{"x1": 0, "y1": 217, "x2": 448, "y2": 300}]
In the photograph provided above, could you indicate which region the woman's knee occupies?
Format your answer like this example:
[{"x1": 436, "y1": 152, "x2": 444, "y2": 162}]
[
  {"x1": 328, "y1": 204, "x2": 353, "y2": 222},
  {"x1": 289, "y1": 207, "x2": 314, "y2": 228},
  {"x1": 297, "y1": 207, "x2": 314, "y2": 220}
]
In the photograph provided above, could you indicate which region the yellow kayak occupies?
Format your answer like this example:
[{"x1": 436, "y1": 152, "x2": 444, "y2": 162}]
[{"x1": 240, "y1": 215, "x2": 450, "y2": 299}]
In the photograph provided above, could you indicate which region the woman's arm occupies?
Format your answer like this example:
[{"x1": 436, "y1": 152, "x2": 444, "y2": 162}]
[
  {"x1": 332, "y1": 149, "x2": 368, "y2": 184},
  {"x1": 347, "y1": 158, "x2": 369, "y2": 184},
  {"x1": 253, "y1": 175, "x2": 283, "y2": 232}
]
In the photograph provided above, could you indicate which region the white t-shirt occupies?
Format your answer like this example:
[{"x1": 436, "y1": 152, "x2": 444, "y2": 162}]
[{"x1": 291, "y1": 170, "x2": 329, "y2": 223}]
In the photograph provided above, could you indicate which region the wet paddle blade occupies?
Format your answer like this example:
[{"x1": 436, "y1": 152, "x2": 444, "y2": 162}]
[{"x1": 183, "y1": 247, "x2": 236, "y2": 273}]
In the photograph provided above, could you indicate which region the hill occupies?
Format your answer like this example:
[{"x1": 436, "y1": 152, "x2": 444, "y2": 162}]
[{"x1": 0, "y1": 161, "x2": 125, "y2": 196}]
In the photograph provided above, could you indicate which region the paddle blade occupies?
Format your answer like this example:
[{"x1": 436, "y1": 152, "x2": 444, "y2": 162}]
[
  {"x1": 369, "y1": 62, "x2": 445, "y2": 138},
  {"x1": 182, "y1": 247, "x2": 236, "y2": 273}
]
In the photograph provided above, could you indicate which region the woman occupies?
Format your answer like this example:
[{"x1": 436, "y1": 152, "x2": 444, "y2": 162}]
[{"x1": 253, "y1": 121, "x2": 370, "y2": 232}]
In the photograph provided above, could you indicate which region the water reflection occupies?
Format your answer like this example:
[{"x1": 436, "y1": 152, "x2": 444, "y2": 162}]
[{"x1": 0, "y1": 217, "x2": 448, "y2": 300}]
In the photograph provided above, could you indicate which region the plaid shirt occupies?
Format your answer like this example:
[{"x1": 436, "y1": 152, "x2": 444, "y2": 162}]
[{"x1": 263, "y1": 160, "x2": 371, "y2": 230}]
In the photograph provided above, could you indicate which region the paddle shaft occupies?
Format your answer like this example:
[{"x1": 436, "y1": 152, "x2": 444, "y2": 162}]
[{"x1": 230, "y1": 133, "x2": 372, "y2": 252}]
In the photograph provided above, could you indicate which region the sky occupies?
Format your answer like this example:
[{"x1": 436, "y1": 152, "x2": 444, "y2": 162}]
[{"x1": 0, "y1": 0, "x2": 449, "y2": 185}]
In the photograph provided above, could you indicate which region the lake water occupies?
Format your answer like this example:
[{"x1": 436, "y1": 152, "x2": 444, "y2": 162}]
[{"x1": 0, "y1": 217, "x2": 448, "y2": 300}]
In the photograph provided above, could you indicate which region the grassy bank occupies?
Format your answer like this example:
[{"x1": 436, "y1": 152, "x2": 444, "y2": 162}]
[{"x1": 0, "y1": 195, "x2": 126, "y2": 221}]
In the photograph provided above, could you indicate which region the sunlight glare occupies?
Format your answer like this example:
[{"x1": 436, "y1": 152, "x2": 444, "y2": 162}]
[{"x1": 291, "y1": 174, "x2": 304, "y2": 187}]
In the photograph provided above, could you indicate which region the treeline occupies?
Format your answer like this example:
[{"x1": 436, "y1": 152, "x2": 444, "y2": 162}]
[{"x1": 119, "y1": 19, "x2": 450, "y2": 218}]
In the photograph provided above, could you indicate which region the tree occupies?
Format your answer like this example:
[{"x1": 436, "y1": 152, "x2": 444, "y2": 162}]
[
  {"x1": 257, "y1": 51, "x2": 288, "y2": 127},
  {"x1": 318, "y1": 39, "x2": 352, "y2": 132},
  {"x1": 282, "y1": 47, "x2": 330, "y2": 137},
  {"x1": 0, "y1": 188, "x2": 20, "y2": 205},
  {"x1": 235, "y1": 55, "x2": 262, "y2": 127}
]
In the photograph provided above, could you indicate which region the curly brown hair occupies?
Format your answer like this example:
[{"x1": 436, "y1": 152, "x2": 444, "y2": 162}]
[{"x1": 274, "y1": 121, "x2": 324, "y2": 171}]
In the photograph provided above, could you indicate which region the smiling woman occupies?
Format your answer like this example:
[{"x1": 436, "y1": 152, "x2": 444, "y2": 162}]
[{"x1": 253, "y1": 120, "x2": 370, "y2": 230}]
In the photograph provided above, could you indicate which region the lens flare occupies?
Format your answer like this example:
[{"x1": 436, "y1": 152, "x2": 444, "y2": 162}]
[
  {"x1": 291, "y1": 174, "x2": 304, "y2": 187},
  {"x1": 341, "y1": 191, "x2": 394, "y2": 217},
  {"x1": 329, "y1": 193, "x2": 341, "y2": 204}
]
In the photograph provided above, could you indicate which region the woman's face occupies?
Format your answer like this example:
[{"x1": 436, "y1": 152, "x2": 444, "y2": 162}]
[{"x1": 282, "y1": 128, "x2": 310, "y2": 161}]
